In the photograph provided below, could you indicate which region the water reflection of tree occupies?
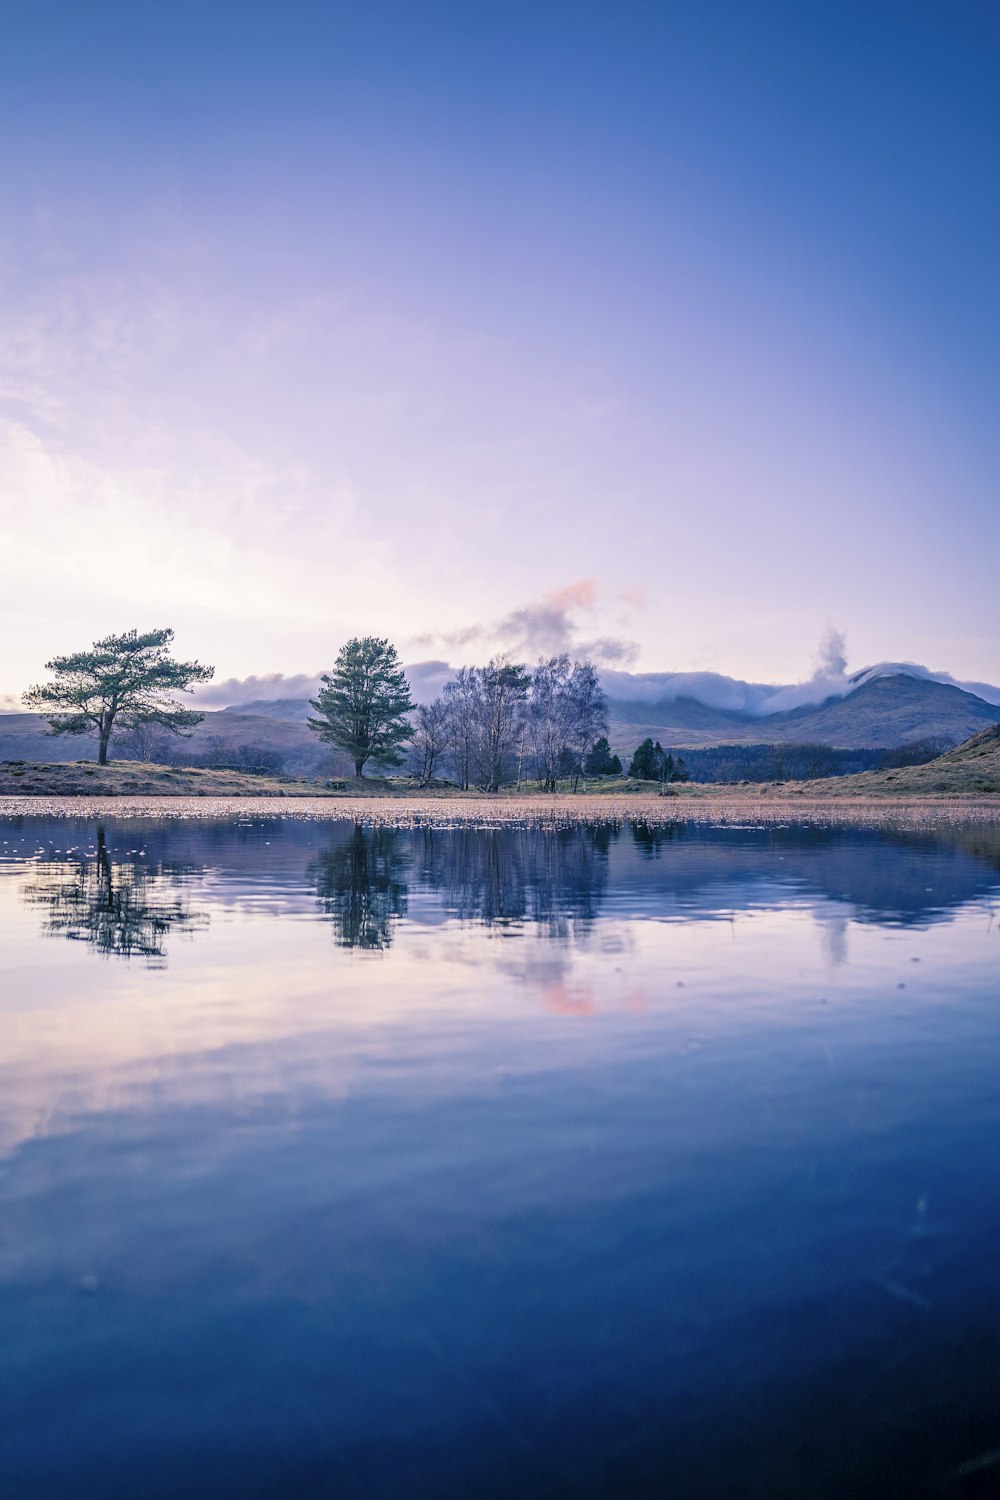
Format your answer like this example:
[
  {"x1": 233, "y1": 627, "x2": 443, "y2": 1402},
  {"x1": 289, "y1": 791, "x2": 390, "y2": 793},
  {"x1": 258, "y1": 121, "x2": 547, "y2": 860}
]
[
  {"x1": 311, "y1": 823, "x2": 409, "y2": 949},
  {"x1": 21, "y1": 824, "x2": 206, "y2": 964},
  {"x1": 414, "y1": 823, "x2": 617, "y2": 939},
  {"x1": 630, "y1": 819, "x2": 686, "y2": 858}
]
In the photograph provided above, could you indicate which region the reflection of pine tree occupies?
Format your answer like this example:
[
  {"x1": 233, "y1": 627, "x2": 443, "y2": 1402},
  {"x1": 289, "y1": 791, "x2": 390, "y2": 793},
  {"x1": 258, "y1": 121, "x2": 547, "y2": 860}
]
[
  {"x1": 311, "y1": 824, "x2": 409, "y2": 950},
  {"x1": 21, "y1": 824, "x2": 206, "y2": 964}
]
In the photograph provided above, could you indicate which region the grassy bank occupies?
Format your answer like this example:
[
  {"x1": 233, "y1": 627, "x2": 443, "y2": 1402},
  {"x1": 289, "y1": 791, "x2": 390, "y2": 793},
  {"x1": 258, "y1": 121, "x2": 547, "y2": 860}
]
[{"x1": 2, "y1": 722, "x2": 997, "y2": 803}]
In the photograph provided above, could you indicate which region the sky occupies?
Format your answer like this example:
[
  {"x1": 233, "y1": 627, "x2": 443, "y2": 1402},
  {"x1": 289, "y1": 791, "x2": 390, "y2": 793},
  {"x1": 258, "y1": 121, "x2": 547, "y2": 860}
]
[{"x1": 1, "y1": 0, "x2": 997, "y2": 706}]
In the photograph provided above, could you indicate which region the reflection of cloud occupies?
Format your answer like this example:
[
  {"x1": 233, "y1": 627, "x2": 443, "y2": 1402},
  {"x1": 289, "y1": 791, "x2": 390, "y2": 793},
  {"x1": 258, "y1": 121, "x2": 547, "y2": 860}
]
[
  {"x1": 819, "y1": 910, "x2": 849, "y2": 968},
  {"x1": 541, "y1": 979, "x2": 596, "y2": 1015},
  {"x1": 539, "y1": 977, "x2": 648, "y2": 1016}
]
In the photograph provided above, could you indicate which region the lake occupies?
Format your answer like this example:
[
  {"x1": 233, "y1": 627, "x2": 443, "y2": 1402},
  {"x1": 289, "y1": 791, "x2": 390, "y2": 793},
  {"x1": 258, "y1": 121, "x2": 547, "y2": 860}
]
[{"x1": 1, "y1": 812, "x2": 998, "y2": 1498}]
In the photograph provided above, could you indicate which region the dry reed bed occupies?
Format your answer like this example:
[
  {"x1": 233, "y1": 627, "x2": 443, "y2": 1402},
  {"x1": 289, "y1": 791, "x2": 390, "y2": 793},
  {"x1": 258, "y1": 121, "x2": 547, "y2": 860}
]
[{"x1": 1, "y1": 793, "x2": 998, "y2": 830}]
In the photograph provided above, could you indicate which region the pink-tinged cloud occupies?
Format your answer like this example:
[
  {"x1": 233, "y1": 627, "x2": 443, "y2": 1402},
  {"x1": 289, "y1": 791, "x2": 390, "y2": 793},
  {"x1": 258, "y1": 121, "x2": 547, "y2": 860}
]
[{"x1": 432, "y1": 580, "x2": 641, "y2": 667}]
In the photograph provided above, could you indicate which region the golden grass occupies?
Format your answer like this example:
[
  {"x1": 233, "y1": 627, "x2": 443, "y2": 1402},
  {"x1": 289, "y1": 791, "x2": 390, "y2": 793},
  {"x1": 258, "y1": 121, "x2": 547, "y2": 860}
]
[{"x1": 1, "y1": 790, "x2": 998, "y2": 830}]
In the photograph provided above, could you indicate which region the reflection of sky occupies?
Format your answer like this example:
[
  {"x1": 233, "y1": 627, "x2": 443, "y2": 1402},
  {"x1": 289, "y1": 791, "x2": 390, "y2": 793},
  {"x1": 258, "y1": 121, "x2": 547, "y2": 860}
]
[
  {"x1": 2, "y1": 817, "x2": 1000, "y2": 1495},
  {"x1": 1, "y1": 833, "x2": 997, "y2": 1159}
]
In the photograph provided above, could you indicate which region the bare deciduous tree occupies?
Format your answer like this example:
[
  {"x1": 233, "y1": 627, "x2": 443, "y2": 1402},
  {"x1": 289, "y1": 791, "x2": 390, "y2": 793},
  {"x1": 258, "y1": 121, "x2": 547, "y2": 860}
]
[
  {"x1": 568, "y1": 661, "x2": 608, "y2": 790},
  {"x1": 442, "y1": 668, "x2": 480, "y2": 790},
  {"x1": 475, "y1": 655, "x2": 531, "y2": 792},
  {"x1": 529, "y1": 656, "x2": 577, "y2": 791},
  {"x1": 112, "y1": 720, "x2": 164, "y2": 763},
  {"x1": 411, "y1": 699, "x2": 450, "y2": 786}
]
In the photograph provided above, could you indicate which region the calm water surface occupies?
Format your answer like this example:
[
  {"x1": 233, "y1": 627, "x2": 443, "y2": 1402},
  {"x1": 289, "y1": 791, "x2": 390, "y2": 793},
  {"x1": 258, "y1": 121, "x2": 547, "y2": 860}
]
[{"x1": 1, "y1": 814, "x2": 998, "y2": 1498}]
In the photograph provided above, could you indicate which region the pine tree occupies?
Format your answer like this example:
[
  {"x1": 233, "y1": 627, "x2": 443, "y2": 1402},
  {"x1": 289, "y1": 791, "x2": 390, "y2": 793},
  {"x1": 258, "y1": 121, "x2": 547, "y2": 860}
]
[
  {"x1": 308, "y1": 637, "x2": 414, "y2": 779},
  {"x1": 584, "y1": 735, "x2": 616, "y2": 775},
  {"x1": 629, "y1": 738, "x2": 658, "y2": 779},
  {"x1": 23, "y1": 628, "x2": 213, "y2": 765}
]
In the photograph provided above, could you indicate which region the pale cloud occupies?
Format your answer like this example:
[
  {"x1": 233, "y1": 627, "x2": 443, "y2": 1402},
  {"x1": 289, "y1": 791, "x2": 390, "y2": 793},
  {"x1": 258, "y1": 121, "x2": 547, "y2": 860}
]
[
  {"x1": 600, "y1": 626, "x2": 854, "y2": 714},
  {"x1": 194, "y1": 672, "x2": 326, "y2": 708},
  {"x1": 2, "y1": 204, "x2": 996, "y2": 700},
  {"x1": 0, "y1": 415, "x2": 361, "y2": 627},
  {"x1": 431, "y1": 579, "x2": 641, "y2": 666}
]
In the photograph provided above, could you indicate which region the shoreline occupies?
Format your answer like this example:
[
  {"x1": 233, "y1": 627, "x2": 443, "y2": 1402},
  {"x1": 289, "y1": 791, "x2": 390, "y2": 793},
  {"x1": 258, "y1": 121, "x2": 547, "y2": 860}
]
[{"x1": 2, "y1": 792, "x2": 998, "y2": 829}]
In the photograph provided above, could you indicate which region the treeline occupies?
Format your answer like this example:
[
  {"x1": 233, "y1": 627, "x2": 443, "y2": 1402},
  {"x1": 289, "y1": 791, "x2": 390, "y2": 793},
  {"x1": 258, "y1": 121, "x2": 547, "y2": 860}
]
[
  {"x1": 20, "y1": 626, "x2": 960, "y2": 788},
  {"x1": 662, "y1": 736, "x2": 955, "y2": 784},
  {"x1": 401, "y1": 655, "x2": 607, "y2": 790}
]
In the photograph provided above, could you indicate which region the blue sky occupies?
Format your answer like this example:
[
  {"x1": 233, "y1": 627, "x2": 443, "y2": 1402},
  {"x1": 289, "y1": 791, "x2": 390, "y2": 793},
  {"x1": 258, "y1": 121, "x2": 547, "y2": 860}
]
[{"x1": 1, "y1": 0, "x2": 997, "y2": 700}]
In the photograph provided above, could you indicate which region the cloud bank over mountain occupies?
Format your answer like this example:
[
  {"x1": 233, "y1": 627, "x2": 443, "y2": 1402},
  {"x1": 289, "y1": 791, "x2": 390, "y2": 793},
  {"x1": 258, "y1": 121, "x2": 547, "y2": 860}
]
[
  {"x1": 195, "y1": 672, "x2": 325, "y2": 709},
  {"x1": 201, "y1": 653, "x2": 1000, "y2": 717},
  {"x1": 189, "y1": 592, "x2": 999, "y2": 717},
  {"x1": 849, "y1": 662, "x2": 1000, "y2": 707},
  {"x1": 600, "y1": 637, "x2": 1000, "y2": 716}
]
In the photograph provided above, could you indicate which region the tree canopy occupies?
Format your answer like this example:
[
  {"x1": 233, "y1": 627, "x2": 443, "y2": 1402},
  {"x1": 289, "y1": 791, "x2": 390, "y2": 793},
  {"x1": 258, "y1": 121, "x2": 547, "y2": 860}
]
[
  {"x1": 629, "y1": 738, "x2": 689, "y2": 783},
  {"x1": 417, "y1": 654, "x2": 607, "y2": 790},
  {"x1": 308, "y1": 637, "x2": 415, "y2": 778},
  {"x1": 584, "y1": 736, "x2": 622, "y2": 776},
  {"x1": 476, "y1": 655, "x2": 532, "y2": 791},
  {"x1": 22, "y1": 628, "x2": 214, "y2": 765}
]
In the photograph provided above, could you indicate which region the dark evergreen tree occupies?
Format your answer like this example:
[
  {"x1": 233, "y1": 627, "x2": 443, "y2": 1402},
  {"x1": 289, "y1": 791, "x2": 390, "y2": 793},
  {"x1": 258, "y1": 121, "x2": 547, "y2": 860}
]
[
  {"x1": 629, "y1": 737, "x2": 658, "y2": 779},
  {"x1": 308, "y1": 637, "x2": 415, "y2": 779},
  {"x1": 670, "y1": 756, "x2": 690, "y2": 783},
  {"x1": 23, "y1": 627, "x2": 213, "y2": 766},
  {"x1": 584, "y1": 735, "x2": 616, "y2": 775}
]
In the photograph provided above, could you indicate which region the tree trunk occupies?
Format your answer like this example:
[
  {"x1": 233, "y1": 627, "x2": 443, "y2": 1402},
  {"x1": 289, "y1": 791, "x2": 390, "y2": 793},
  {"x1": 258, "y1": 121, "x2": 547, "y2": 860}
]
[
  {"x1": 98, "y1": 728, "x2": 111, "y2": 765},
  {"x1": 355, "y1": 759, "x2": 365, "y2": 780}
]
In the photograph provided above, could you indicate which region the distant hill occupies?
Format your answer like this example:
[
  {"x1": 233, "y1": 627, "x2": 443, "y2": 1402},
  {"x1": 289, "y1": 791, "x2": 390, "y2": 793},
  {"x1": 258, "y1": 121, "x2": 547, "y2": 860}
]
[
  {"x1": 605, "y1": 673, "x2": 1000, "y2": 752},
  {"x1": 223, "y1": 673, "x2": 1000, "y2": 755},
  {"x1": 2, "y1": 670, "x2": 997, "y2": 769},
  {"x1": 234, "y1": 697, "x2": 313, "y2": 720},
  {"x1": 815, "y1": 722, "x2": 1000, "y2": 795},
  {"x1": 604, "y1": 694, "x2": 751, "y2": 735},
  {"x1": 751, "y1": 673, "x2": 1000, "y2": 748},
  {"x1": 603, "y1": 696, "x2": 751, "y2": 748},
  {"x1": 0, "y1": 708, "x2": 326, "y2": 776}
]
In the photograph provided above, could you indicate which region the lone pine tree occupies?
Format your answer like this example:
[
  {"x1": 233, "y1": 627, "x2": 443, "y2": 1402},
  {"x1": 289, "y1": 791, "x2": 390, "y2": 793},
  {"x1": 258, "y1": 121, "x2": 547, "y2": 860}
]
[
  {"x1": 23, "y1": 627, "x2": 213, "y2": 765},
  {"x1": 308, "y1": 637, "x2": 415, "y2": 779}
]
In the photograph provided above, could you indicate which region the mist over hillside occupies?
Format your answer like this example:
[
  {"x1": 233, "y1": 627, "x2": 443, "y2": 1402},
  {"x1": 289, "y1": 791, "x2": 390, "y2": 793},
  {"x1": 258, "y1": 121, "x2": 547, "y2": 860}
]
[
  {"x1": 196, "y1": 654, "x2": 1000, "y2": 718},
  {"x1": 4, "y1": 669, "x2": 997, "y2": 770}
]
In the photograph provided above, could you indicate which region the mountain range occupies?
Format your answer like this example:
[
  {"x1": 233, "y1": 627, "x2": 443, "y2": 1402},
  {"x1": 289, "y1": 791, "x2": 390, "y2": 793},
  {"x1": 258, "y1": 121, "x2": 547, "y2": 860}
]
[
  {"x1": 232, "y1": 669, "x2": 999, "y2": 749},
  {"x1": 1, "y1": 667, "x2": 997, "y2": 771},
  {"x1": 601, "y1": 672, "x2": 1000, "y2": 749}
]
